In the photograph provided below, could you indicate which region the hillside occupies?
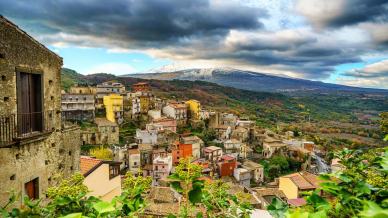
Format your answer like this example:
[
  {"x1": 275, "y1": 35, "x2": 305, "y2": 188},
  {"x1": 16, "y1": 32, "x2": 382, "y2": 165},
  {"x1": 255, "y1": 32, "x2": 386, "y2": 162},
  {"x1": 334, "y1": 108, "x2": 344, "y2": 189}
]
[
  {"x1": 127, "y1": 68, "x2": 388, "y2": 95},
  {"x1": 61, "y1": 68, "x2": 388, "y2": 126}
]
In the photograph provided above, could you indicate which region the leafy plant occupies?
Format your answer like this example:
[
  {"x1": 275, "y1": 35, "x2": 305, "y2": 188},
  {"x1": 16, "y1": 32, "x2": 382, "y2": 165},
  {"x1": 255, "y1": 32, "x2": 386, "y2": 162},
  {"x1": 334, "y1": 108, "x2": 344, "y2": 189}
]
[
  {"x1": 90, "y1": 146, "x2": 113, "y2": 160},
  {"x1": 268, "y1": 147, "x2": 388, "y2": 218}
]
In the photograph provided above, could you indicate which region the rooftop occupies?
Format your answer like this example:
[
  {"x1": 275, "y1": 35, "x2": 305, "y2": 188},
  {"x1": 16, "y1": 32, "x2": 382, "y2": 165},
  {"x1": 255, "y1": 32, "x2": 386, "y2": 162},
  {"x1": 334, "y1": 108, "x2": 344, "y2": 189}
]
[
  {"x1": 242, "y1": 160, "x2": 263, "y2": 170},
  {"x1": 128, "y1": 149, "x2": 140, "y2": 155},
  {"x1": 80, "y1": 156, "x2": 103, "y2": 176},
  {"x1": 182, "y1": 135, "x2": 203, "y2": 143},
  {"x1": 95, "y1": 118, "x2": 117, "y2": 127},
  {"x1": 0, "y1": 15, "x2": 61, "y2": 60},
  {"x1": 221, "y1": 154, "x2": 235, "y2": 161},
  {"x1": 203, "y1": 146, "x2": 222, "y2": 152},
  {"x1": 281, "y1": 171, "x2": 320, "y2": 190},
  {"x1": 287, "y1": 198, "x2": 307, "y2": 207},
  {"x1": 168, "y1": 103, "x2": 187, "y2": 109},
  {"x1": 139, "y1": 143, "x2": 153, "y2": 151}
]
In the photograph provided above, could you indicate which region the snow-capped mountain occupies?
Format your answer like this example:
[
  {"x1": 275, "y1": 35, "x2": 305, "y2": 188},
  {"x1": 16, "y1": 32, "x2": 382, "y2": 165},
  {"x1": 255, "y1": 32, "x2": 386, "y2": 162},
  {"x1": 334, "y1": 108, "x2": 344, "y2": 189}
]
[{"x1": 126, "y1": 68, "x2": 388, "y2": 94}]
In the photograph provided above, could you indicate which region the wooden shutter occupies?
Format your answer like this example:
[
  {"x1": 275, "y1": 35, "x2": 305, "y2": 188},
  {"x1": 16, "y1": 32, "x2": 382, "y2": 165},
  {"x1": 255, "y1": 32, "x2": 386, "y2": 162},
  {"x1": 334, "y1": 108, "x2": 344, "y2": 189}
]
[{"x1": 16, "y1": 72, "x2": 43, "y2": 134}]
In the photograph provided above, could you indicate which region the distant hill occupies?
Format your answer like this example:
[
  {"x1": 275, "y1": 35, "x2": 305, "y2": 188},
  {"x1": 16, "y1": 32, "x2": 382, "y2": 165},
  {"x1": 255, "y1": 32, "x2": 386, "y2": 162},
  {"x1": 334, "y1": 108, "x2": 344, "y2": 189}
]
[
  {"x1": 61, "y1": 68, "x2": 388, "y2": 127},
  {"x1": 126, "y1": 68, "x2": 388, "y2": 95},
  {"x1": 61, "y1": 68, "x2": 88, "y2": 91}
]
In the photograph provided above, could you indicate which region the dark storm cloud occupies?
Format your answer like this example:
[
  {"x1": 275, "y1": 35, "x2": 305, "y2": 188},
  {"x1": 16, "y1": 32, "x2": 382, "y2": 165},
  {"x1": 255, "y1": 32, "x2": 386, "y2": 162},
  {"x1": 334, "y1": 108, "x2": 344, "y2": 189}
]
[
  {"x1": 0, "y1": 0, "x2": 384, "y2": 81},
  {"x1": 329, "y1": 0, "x2": 388, "y2": 27},
  {"x1": 0, "y1": 0, "x2": 265, "y2": 46},
  {"x1": 297, "y1": 0, "x2": 388, "y2": 28}
]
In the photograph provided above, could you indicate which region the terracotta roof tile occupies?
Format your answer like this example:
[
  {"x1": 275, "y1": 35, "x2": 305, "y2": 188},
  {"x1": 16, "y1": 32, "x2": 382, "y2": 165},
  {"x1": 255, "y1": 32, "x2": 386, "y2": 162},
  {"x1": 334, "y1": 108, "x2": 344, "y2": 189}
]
[
  {"x1": 287, "y1": 198, "x2": 307, "y2": 207},
  {"x1": 282, "y1": 171, "x2": 319, "y2": 190},
  {"x1": 80, "y1": 156, "x2": 103, "y2": 176}
]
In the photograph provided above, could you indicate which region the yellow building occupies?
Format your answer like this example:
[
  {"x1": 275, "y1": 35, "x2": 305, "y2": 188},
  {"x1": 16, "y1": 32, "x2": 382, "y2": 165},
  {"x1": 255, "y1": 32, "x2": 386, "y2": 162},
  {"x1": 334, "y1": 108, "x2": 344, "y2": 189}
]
[
  {"x1": 186, "y1": 99, "x2": 201, "y2": 120},
  {"x1": 103, "y1": 94, "x2": 123, "y2": 123},
  {"x1": 278, "y1": 171, "x2": 320, "y2": 199}
]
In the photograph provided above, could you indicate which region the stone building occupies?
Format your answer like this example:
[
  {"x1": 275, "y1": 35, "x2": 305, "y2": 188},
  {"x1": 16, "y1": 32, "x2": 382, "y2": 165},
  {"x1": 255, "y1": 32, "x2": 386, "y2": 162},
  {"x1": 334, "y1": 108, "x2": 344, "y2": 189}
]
[
  {"x1": 0, "y1": 16, "x2": 80, "y2": 206},
  {"x1": 81, "y1": 118, "x2": 119, "y2": 145},
  {"x1": 61, "y1": 93, "x2": 95, "y2": 122},
  {"x1": 69, "y1": 85, "x2": 96, "y2": 95}
]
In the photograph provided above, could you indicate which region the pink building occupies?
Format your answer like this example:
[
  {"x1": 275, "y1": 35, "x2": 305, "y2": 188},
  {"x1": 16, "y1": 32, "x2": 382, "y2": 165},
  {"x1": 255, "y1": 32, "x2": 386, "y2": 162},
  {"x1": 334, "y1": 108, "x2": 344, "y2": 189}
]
[{"x1": 153, "y1": 154, "x2": 172, "y2": 185}]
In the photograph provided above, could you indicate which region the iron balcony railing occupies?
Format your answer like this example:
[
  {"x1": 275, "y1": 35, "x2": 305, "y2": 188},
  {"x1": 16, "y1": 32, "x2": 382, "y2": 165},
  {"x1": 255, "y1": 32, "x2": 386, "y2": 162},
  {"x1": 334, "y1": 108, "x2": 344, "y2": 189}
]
[{"x1": 0, "y1": 110, "x2": 55, "y2": 146}]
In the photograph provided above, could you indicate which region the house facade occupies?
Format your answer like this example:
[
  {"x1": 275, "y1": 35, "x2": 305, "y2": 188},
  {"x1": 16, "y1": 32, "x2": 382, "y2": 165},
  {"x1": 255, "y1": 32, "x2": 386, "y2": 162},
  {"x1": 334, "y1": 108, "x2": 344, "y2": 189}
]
[
  {"x1": 61, "y1": 93, "x2": 95, "y2": 122},
  {"x1": 181, "y1": 135, "x2": 203, "y2": 159},
  {"x1": 278, "y1": 171, "x2": 320, "y2": 200},
  {"x1": 162, "y1": 103, "x2": 187, "y2": 125},
  {"x1": 152, "y1": 117, "x2": 177, "y2": 133},
  {"x1": 80, "y1": 156, "x2": 121, "y2": 201},
  {"x1": 233, "y1": 168, "x2": 251, "y2": 187},
  {"x1": 185, "y1": 99, "x2": 201, "y2": 120},
  {"x1": 96, "y1": 82, "x2": 125, "y2": 107},
  {"x1": 103, "y1": 94, "x2": 123, "y2": 123},
  {"x1": 172, "y1": 143, "x2": 192, "y2": 165},
  {"x1": 69, "y1": 85, "x2": 96, "y2": 95},
  {"x1": 0, "y1": 16, "x2": 80, "y2": 206},
  {"x1": 153, "y1": 154, "x2": 172, "y2": 185},
  {"x1": 128, "y1": 148, "x2": 141, "y2": 174},
  {"x1": 203, "y1": 146, "x2": 223, "y2": 163},
  {"x1": 218, "y1": 155, "x2": 237, "y2": 177}
]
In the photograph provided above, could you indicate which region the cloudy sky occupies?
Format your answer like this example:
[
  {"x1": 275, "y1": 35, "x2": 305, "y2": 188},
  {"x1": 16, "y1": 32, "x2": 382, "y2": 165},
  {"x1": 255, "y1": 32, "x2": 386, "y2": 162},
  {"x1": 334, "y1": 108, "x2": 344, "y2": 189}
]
[{"x1": 1, "y1": 0, "x2": 387, "y2": 88}]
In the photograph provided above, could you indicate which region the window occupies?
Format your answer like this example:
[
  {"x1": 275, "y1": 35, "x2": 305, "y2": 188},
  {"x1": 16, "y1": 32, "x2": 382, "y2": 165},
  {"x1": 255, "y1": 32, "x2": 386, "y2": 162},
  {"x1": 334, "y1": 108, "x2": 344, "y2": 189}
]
[
  {"x1": 25, "y1": 178, "x2": 39, "y2": 200},
  {"x1": 17, "y1": 72, "x2": 43, "y2": 135},
  {"x1": 109, "y1": 165, "x2": 120, "y2": 179}
]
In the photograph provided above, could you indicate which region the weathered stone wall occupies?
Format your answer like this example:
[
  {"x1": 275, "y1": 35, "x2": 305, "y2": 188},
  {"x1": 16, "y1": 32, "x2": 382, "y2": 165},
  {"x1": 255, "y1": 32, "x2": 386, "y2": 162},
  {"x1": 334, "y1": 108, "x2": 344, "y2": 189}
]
[
  {"x1": 0, "y1": 16, "x2": 80, "y2": 207},
  {"x1": 81, "y1": 126, "x2": 119, "y2": 145}
]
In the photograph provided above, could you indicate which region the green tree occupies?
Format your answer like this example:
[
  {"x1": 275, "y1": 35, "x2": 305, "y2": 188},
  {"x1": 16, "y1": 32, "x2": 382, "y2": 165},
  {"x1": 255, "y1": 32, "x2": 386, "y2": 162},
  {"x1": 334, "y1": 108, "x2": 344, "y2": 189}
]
[
  {"x1": 46, "y1": 173, "x2": 88, "y2": 199},
  {"x1": 168, "y1": 158, "x2": 252, "y2": 218},
  {"x1": 380, "y1": 112, "x2": 388, "y2": 140},
  {"x1": 90, "y1": 146, "x2": 113, "y2": 160}
]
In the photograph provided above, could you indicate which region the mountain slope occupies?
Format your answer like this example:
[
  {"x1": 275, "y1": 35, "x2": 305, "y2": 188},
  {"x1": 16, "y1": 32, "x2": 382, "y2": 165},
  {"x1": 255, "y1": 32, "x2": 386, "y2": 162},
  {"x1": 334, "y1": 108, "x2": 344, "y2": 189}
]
[
  {"x1": 127, "y1": 68, "x2": 388, "y2": 95},
  {"x1": 61, "y1": 68, "x2": 388, "y2": 128}
]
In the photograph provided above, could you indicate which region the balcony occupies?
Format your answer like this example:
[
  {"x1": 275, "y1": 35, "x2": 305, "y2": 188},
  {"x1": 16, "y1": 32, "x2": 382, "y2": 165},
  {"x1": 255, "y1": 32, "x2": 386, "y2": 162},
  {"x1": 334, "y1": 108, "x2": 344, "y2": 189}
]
[{"x1": 0, "y1": 110, "x2": 55, "y2": 147}]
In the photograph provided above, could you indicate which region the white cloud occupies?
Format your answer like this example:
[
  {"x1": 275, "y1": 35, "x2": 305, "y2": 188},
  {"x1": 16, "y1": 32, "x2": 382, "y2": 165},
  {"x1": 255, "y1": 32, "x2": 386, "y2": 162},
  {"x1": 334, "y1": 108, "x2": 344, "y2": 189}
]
[
  {"x1": 84, "y1": 63, "x2": 136, "y2": 75},
  {"x1": 337, "y1": 59, "x2": 388, "y2": 89},
  {"x1": 295, "y1": 0, "x2": 346, "y2": 28}
]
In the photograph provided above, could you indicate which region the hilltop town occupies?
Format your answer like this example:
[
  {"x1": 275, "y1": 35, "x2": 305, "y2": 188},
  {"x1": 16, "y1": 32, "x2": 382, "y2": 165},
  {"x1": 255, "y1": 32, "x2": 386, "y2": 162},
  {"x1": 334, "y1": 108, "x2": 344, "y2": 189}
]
[{"x1": 1, "y1": 14, "x2": 387, "y2": 218}]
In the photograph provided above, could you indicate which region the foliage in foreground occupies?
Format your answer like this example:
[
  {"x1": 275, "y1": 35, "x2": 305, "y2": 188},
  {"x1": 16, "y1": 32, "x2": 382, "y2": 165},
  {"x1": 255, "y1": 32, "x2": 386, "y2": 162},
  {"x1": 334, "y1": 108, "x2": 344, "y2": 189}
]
[
  {"x1": 168, "y1": 158, "x2": 252, "y2": 218},
  {"x1": 268, "y1": 147, "x2": 388, "y2": 218},
  {"x1": 1, "y1": 160, "x2": 251, "y2": 218},
  {"x1": 1, "y1": 172, "x2": 151, "y2": 217}
]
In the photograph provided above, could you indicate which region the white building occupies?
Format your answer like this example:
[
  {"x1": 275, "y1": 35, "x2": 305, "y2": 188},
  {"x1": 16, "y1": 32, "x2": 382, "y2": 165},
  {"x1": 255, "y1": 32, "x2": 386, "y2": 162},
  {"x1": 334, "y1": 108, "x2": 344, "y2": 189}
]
[
  {"x1": 236, "y1": 119, "x2": 255, "y2": 128},
  {"x1": 148, "y1": 109, "x2": 162, "y2": 120},
  {"x1": 224, "y1": 139, "x2": 243, "y2": 154},
  {"x1": 162, "y1": 103, "x2": 187, "y2": 124},
  {"x1": 203, "y1": 146, "x2": 223, "y2": 162},
  {"x1": 233, "y1": 168, "x2": 251, "y2": 187},
  {"x1": 135, "y1": 129, "x2": 158, "y2": 145},
  {"x1": 242, "y1": 160, "x2": 264, "y2": 184}
]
